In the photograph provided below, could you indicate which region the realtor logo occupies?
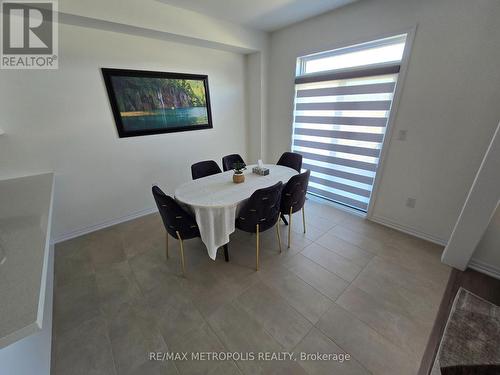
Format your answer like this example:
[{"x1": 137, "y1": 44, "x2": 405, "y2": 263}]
[{"x1": 1, "y1": 0, "x2": 58, "y2": 69}]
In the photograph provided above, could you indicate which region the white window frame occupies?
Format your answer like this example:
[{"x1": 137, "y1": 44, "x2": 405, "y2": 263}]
[
  {"x1": 291, "y1": 26, "x2": 417, "y2": 218},
  {"x1": 297, "y1": 34, "x2": 408, "y2": 77}
]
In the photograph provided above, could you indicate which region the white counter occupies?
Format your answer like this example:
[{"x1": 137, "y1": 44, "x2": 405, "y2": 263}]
[{"x1": 0, "y1": 173, "x2": 54, "y2": 349}]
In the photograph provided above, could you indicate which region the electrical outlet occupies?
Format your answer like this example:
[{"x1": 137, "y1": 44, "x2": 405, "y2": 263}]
[
  {"x1": 406, "y1": 197, "x2": 416, "y2": 208},
  {"x1": 397, "y1": 130, "x2": 408, "y2": 141}
]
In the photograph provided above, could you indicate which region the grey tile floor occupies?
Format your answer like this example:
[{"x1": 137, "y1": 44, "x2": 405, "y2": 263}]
[{"x1": 52, "y1": 198, "x2": 451, "y2": 375}]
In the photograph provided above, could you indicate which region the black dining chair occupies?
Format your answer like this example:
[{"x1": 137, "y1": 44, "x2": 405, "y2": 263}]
[
  {"x1": 191, "y1": 160, "x2": 222, "y2": 180},
  {"x1": 280, "y1": 170, "x2": 310, "y2": 248},
  {"x1": 277, "y1": 152, "x2": 302, "y2": 173},
  {"x1": 222, "y1": 154, "x2": 245, "y2": 172},
  {"x1": 277, "y1": 152, "x2": 303, "y2": 225},
  {"x1": 235, "y1": 182, "x2": 283, "y2": 271},
  {"x1": 152, "y1": 185, "x2": 200, "y2": 276}
]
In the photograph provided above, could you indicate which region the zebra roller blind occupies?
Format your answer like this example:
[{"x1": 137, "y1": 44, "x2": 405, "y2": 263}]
[{"x1": 292, "y1": 34, "x2": 407, "y2": 212}]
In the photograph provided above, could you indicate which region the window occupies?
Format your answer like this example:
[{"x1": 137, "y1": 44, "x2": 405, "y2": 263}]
[{"x1": 292, "y1": 34, "x2": 407, "y2": 212}]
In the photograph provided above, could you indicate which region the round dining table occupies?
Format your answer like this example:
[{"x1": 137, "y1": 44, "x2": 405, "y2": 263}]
[{"x1": 174, "y1": 164, "x2": 298, "y2": 259}]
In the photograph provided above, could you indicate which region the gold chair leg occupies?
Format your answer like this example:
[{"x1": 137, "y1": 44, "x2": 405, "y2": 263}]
[
  {"x1": 176, "y1": 231, "x2": 186, "y2": 276},
  {"x1": 256, "y1": 224, "x2": 260, "y2": 271},
  {"x1": 302, "y1": 206, "x2": 306, "y2": 234},
  {"x1": 288, "y1": 206, "x2": 293, "y2": 248},
  {"x1": 276, "y1": 214, "x2": 282, "y2": 253},
  {"x1": 165, "y1": 232, "x2": 169, "y2": 259}
]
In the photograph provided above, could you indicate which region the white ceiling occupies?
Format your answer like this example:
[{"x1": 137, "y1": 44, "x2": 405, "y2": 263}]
[{"x1": 156, "y1": 0, "x2": 357, "y2": 31}]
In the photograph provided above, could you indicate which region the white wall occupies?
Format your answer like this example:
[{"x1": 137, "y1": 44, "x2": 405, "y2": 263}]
[
  {"x1": 245, "y1": 44, "x2": 271, "y2": 163},
  {"x1": 0, "y1": 22, "x2": 248, "y2": 240},
  {"x1": 267, "y1": 0, "x2": 500, "y2": 243},
  {"x1": 441, "y1": 121, "x2": 500, "y2": 271},
  {"x1": 246, "y1": 52, "x2": 263, "y2": 162},
  {"x1": 472, "y1": 204, "x2": 500, "y2": 277},
  {"x1": 44, "y1": 0, "x2": 267, "y2": 53}
]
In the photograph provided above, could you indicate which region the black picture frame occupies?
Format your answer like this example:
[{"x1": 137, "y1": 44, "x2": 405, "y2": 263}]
[{"x1": 101, "y1": 68, "x2": 213, "y2": 138}]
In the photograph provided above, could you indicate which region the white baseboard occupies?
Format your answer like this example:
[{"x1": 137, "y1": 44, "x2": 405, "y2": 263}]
[
  {"x1": 468, "y1": 258, "x2": 500, "y2": 280},
  {"x1": 306, "y1": 193, "x2": 366, "y2": 218},
  {"x1": 369, "y1": 214, "x2": 448, "y2": 246},
  {"x1": 52, "y1": 206, "x2": 158, "y2": 244}
]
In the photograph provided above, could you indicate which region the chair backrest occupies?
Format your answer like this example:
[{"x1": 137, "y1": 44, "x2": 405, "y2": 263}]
[
  {"x1": 281, "y1": 169, "x2": 310, "y2": 214},
  {"x1": 222, "y1": 154, "x2": 245, "y2": 172},
  {"x1": 191, "y1": 160, "x2": 222, "y2": 180},
  {"x1": 277, "y1": 152, "x2": 302, "y2": 173},
  {"x1": 236, "y1": 181, "x2": 283, "y2": 233},
  {"x1": 152, "y1": 186, "x2": 199, "y2": 239}
]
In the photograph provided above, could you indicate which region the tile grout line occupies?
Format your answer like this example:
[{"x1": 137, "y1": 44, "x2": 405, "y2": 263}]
[
  {"x1": 313, "y1": 325, "x2": 375, "y2": 375},
  {"x1": 314, "y1": 226, "x2": 378, "y2": 258},
  {"x1": 332, "y1": 302, "x2": 419, "y2": 371},
  {"x1": 316, "y1": 229, "x2": 378, "y2": 259},
  {"x1": 204, "y1": 300, "x2": 268, "y2": 375},
  {"x1": 298, "y1": 242, "x2": 363, "y2": 284},
  {"x1": 308, "y1": 223, "x2": 428, "y2": 368},
  {"x1": 309, "y1": 223, "x2": 447, "y2": 307},
  {"x1": 100, "y1": 308, "x2": 119, "y2": 375},
  {"x1": 302, "y1": 222, "x2": 398, "y2": 373},
  {"x1": 308, "y1": 304, "x2": 375, "y2": 375},
  {"x1": 247, "y1": 266, "x2": 313, "y2": 326},
  {"x1": 53, "y1": 203, "x2": 444, "y2": 375},
  {"x1": 361, "y1": 253, "x2": 446, "y2": 312},
  {"x1": 337, "y1": 256, "x2": 432, "y2": 365},
  {"x1": 261, "y1": 220, "x2": 367, "y2": 305},
  {"x1": 203, "y1": 317, "x2": 243, "y2": 375},
  {"x1": 125, "y1": 257, "x2": 184, "y2": 375},
  {"x1": 189, "y1": 265, "x2": 265, "y2": 375},
  {"x1": 214, "y1": 261, "x2": 320, "y2": 366},
  {"x1": 257, "y1": 273, "x2": 323, "y2": 328},
  {"x1": 281, "y1": 253, "x2": 348, "y2": 304}
]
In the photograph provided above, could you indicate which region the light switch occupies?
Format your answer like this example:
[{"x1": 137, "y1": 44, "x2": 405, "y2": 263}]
[
  {"x1": 406, "y1": 197, "x2": 416, "y2": 208},
  {"x1": 397, "y1": 130, "x2": 407, "y2": 141}
]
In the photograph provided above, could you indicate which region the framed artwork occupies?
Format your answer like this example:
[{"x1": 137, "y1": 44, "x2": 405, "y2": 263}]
[{"x1": 102, "y1": 68, "x2": 213, "y2": 138}]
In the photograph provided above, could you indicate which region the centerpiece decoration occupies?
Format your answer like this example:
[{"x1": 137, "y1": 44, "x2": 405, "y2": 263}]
[{"x1": 232, "y1": 162, "x2": 246, "y2": 183}]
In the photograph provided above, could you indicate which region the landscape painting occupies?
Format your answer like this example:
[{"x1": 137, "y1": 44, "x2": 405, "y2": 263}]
[{"x1": 102, "y1": 68, "x2": 213, "y2": 137}]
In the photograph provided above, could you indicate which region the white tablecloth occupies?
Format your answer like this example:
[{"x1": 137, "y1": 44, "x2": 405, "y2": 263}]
[{"x1": 174, "y1": 164, "x2": 297, "y2": 259}]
